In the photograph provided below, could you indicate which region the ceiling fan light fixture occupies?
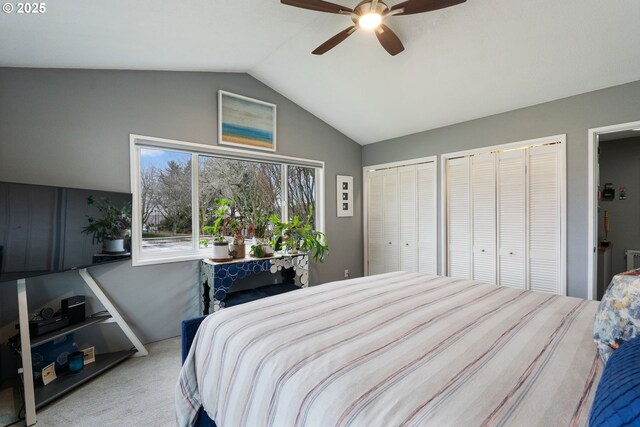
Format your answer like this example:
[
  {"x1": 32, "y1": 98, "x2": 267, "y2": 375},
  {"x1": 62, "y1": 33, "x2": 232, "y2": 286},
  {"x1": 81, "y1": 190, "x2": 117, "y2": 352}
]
[
  {"x1": 281, "y1": 0, "x2": 467, "y2": 55},
  {"x1": 358, "y1": 12, "x2": 382, "y2": 29}
]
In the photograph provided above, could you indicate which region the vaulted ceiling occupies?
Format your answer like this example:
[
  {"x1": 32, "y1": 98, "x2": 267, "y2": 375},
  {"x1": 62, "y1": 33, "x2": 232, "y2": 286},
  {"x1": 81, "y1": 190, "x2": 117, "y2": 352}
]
[{"x1": 1, "y1": 0, "x2": 640, "y2": 144}]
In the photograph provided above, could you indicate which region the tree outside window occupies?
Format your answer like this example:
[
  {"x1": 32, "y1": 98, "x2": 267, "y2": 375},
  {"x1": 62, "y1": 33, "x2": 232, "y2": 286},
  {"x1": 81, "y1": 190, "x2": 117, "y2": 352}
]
[{"x1": 140, "y1": 149, "x2": 192, "y2": 253}]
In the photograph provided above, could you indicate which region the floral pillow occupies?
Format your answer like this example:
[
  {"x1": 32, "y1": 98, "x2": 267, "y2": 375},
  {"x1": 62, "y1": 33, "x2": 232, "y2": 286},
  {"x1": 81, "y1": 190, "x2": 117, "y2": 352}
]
[{"x1": 593, "y1": 269, "x2": 640, "y2": 363}]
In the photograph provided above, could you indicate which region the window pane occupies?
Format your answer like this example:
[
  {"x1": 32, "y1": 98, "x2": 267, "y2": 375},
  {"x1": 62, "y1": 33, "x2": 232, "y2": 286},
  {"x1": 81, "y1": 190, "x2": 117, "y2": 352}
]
[
  {"x1": 140, "y1": 148, "x2": 192, "y2": 253},
  {"x1": 288, "y1": 165, "x2": 316, "y2": 226},
  {"x1": 199, "y1": 156, "x2": 281, "y2": 248}
]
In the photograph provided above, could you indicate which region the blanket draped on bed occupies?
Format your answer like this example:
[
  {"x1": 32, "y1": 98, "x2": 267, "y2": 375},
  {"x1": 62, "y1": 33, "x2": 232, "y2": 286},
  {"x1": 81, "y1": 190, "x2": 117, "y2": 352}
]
[{"x1": 176, "y1": 272, "x2": 601, "y2": 427}]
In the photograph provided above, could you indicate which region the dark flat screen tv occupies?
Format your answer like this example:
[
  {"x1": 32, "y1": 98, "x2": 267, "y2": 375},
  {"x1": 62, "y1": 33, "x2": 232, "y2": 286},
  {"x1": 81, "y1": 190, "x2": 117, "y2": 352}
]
[{"x1": 0, "y1": 181, "x2": 132, "y2": 283}]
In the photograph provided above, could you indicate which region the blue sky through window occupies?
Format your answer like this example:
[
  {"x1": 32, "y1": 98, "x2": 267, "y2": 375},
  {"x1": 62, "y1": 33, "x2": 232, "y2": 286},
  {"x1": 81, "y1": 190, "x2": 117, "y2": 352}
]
[{"x1": 141, "y1": 148, "x2": 189, "y2": 168}]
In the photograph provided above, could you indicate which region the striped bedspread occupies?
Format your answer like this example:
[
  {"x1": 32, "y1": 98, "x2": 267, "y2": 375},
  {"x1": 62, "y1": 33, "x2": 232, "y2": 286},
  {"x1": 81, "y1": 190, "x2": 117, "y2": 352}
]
[{"x1": 176, "y1": 272, "x2": 602, "y2": 427}]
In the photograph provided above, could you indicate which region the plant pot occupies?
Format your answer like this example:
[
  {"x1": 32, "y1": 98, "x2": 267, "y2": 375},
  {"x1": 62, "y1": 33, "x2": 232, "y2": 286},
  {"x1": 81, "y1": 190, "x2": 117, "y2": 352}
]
[
  {"x1": 212, "y1": 241, "x2": 231, "y2": 260},
  {"x1": 250, "y1": 243, "x2": 274, "y2": 258},
  {"x1": 103, "y1": 238, "x2": 125, "y2": 253},
  {"x1": 229, "y1": 244, "x2": 246, "y2": 259}
]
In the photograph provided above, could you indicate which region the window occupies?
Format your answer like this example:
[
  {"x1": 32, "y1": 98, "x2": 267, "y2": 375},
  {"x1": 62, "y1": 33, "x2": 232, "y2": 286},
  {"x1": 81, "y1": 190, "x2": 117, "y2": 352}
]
[
  {"x1": 130, "y1": 136, "x2": 324, "y2": 265},
  {"x1": 288, "y1": 165, "x2": 316, "y2": 227},
  {"x1": 140, "y1": 148, "x2": 192, "y2": 254},
  {"x1": 198, "y1": 156, "x2": 281, "y2": 249}
]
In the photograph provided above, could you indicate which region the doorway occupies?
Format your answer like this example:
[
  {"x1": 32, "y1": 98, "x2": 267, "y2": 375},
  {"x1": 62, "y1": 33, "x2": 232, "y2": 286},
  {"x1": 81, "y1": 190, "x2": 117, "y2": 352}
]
[{"x1": 588, "y1": 121, "x2": 640, "y2": 300}]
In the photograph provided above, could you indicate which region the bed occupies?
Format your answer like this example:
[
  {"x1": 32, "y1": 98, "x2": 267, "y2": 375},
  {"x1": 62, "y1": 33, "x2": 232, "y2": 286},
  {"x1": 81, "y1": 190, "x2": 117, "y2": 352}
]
[{"x1": 176, "y1": 272, "x2": 602, "y2": 426}]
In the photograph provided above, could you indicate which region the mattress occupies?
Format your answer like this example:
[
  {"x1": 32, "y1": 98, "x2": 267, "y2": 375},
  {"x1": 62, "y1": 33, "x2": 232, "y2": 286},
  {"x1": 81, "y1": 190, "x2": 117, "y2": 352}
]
[{"x1": 176, "y1": 272, "x2": 602, "y2": 427}]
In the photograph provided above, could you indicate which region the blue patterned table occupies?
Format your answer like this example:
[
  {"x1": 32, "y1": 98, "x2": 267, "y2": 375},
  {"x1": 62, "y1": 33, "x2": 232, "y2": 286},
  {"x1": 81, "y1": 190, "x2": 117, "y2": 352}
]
[{"x1": 200, "y1": 253, "x2": 309, "y2": 313}]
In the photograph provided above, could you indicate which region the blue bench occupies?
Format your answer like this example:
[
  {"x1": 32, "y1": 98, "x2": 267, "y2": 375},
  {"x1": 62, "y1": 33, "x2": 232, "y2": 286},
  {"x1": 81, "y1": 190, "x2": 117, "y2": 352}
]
[{"x1": 181, "y1": 314, "x2": 216, "y2": 427}]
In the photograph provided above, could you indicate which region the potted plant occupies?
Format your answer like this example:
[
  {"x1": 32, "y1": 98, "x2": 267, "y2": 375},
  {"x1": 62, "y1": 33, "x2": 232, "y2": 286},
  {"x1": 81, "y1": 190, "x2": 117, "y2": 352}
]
[
  {"x1": 81, "y1": 196, "x2": 132, "y2": 253},
  {"x1": 249, "y1": 212, "x2": 274, "y2": 258},
  {"x1": 270, "y1": 208, "x2": 328, "y2": 262},
  {"x1": 229, "y1": 217, "x2": 247, "y2": 259},
  {"x1": 202, "y1": 198, "x2": 232, "y2": 260}
]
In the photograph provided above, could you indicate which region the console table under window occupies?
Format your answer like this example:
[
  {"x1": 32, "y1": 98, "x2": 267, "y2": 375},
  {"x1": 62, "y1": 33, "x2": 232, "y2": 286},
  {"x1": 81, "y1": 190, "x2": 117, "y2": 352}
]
[{"x1": 199, "y1": 253, "x2": 309, "y2": 314}]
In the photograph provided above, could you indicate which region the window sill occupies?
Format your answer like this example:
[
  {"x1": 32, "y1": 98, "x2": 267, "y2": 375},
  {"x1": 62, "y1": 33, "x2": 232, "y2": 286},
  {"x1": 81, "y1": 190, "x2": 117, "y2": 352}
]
[{"x1": 132, "y1": 250, "x2": 214, "y2": 267}]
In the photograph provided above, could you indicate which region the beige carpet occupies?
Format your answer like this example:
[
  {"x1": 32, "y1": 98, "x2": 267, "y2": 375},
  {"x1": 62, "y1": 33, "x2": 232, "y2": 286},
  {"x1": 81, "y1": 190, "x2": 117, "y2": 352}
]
[{"x1": 11, "y1": 337, "x2": 181, "y2": 427}]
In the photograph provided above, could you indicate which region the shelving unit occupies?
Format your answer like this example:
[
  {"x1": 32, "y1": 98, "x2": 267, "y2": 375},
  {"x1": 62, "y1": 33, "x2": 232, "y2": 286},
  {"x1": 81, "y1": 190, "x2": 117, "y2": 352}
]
[
  {"x1": 30, "y1": 314, "x2": 111, "y2": 348},
  {"x1": 16, "y1": 268, "x2": 148, "y2": 426},
  {"x1": 34, "y1": 350, "x2": 136, "y2": 408}
]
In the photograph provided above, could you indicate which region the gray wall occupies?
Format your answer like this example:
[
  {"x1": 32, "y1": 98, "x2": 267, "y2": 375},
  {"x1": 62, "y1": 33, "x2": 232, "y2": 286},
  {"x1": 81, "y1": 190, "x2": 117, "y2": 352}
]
[
  {"x1": 598, "y1": 137, "x2": 640, "y2": 276},
  {"x1": 0, "y1": 68, "x2": 363, "y2": 354},
  {"x1": 363, "y1": 79, "x2": 640, "y2": 298}
]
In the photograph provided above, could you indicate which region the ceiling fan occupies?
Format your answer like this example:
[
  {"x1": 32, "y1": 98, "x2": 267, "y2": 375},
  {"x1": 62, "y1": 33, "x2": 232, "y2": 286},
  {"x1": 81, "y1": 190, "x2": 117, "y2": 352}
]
[{"x1": 281, "y1": 0, "x2": 466, "y2": 56}]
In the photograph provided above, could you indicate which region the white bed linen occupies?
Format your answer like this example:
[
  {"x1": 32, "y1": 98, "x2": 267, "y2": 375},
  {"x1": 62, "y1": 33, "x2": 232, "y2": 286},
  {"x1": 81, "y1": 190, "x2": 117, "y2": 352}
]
[{"x1": 176, "y1": 272, "x2": 601, "y2": 427}]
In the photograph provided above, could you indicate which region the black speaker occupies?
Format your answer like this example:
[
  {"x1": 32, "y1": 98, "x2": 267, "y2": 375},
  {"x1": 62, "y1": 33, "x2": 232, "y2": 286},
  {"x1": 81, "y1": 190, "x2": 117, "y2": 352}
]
[
  {"x1": 39, "y1": 306, "x2": 55, "y2": 320},
  {"x1": 61, "y1": 296, "x2": 86, "y2": 325}
]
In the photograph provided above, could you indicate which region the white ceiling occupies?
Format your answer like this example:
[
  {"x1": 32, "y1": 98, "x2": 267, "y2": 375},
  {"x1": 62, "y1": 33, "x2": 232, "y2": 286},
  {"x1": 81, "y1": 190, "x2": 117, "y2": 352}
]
[{"x1": 1, "y1": 0, "x2": 640, "y2": 145}]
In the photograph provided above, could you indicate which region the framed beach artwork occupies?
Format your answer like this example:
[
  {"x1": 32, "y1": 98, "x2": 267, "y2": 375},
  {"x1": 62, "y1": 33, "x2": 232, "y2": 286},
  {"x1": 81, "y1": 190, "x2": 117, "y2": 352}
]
[{"x1": 218, "y1": 90, "x2": 276, "y2": 152}]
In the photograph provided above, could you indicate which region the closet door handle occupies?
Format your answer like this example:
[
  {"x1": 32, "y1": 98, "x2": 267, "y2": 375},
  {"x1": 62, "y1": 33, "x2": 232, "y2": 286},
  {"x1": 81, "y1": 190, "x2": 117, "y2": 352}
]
[
  {"x1": 509, "y1": 251, "x2": 514, "y2": 255},
  {"x1": 388, "y1": 242, "x2": 392, "y2": 245},
  {"x1": 481, "y1": 249, "x2": 485, "y2": 253},
  {"x1": 405, "y1": 243, "x2": 409, "y2": 246}
]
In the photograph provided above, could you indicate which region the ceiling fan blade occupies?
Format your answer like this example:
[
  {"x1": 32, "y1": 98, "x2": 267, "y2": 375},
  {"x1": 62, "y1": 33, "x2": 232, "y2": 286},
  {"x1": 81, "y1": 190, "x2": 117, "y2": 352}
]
[
  {"x1": 375, "y1": 24, "x2": 405, "y2": 56},
  {"x1": 281, "y1": 0, "x2": 353, "y2": 14},
  {"x1": 390, "y1": 0, "x2": 465, "y2": 16},
  {"x1": 312, "y1": 26, "x2": 357, "y2": 55}
]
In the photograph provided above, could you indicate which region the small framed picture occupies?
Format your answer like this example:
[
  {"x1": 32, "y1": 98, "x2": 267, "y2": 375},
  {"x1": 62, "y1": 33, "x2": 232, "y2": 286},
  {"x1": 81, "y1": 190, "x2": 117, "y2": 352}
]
[
  {"x1": 82, "y1": 346, "x2": 96, "y2": 365},
  {"x1": 337, "y1": 175, "x2": 353, "y2": 217},
  {"x1": 42, "y1": 362, "x2": 57, "y2": 385}
]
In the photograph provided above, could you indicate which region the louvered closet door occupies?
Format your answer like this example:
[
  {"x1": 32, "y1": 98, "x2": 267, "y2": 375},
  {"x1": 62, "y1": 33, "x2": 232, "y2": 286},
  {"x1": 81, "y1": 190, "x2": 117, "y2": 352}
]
[
  {"x1": 528, "y1": 144, "x2": 561, "y2": 294},
  {"x1": 417, "y1": 162, "x2": 437, "y2": 274},
  {"x1": 471, "y1": 153, "x2": 497, "y2": 284},
  {"x1": 367, "y1": 170, "x2": 385, "y2": 275},
  {"x1": 383, "y1": 168, "x2": 400, "y2": 272},
  {"x1": 497, "y1": 150, "x2": 526, "y2": 289},
  {"x1": 399, "y1": 165, "x2": 417, "y2": 272},
  {"x1": 447, "y1": 157, "x2": 471, "y2": 279}
]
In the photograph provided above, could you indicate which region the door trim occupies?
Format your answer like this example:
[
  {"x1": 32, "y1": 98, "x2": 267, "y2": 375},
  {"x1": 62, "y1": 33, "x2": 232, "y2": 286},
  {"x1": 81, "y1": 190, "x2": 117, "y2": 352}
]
[{"x1": 587, "y1": 121, "x2": 640, "y2": 300}]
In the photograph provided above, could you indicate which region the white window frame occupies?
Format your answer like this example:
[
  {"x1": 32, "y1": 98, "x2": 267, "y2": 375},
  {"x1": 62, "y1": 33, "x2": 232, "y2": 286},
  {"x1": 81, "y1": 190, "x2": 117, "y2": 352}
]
[{"x1": 129, "y1": 134, "x2": 325, "y2": 266}]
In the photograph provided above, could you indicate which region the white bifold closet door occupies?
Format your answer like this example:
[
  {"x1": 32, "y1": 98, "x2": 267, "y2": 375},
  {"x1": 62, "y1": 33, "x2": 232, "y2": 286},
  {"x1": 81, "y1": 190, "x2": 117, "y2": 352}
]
[
  {"x1": 528, "y1": 144, "x2": 561, "y2": 293},
  {"x1": 367, "y1": 169, "x2": 385, "y2": 275},
  {"x1": 366, "y1": 161, "x2": 437, "y2": 275},
  {"x1": 417, "y1": 162, "x2": 437, "y2": 274},
  {"x1": 445, "y1": 142, "x2": 563, "y2": 294},
  {"x1": 471, "y1": 153, "x2": 497, "y2": 284},
  {"x1": 399, "y1": 165, "x2": 417, "y2": 272},
  {"x1": 447, "y1": 157, "x2": 471, "y2": 280},
  {"x1": 497, "y1": 150, "x2": 526, "y2": 289},
  {"x1": 383, "y1": 168, "x2": 400, "y2": 272}
]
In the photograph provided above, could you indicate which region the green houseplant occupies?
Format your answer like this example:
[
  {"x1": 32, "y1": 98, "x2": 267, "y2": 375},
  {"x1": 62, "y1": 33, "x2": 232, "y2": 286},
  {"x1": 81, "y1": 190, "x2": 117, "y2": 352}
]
[
  {"x1": 81, "y1": 196, "x2": 132, "y2": 253},
  {"x1": 248, "y1": 211, "x2": 273, "y2": 258},
  {"x1": 202, "y1": 198, "x2": 233, "y2": 260},
  {"x1": 269, "y1": 208, "x2": 328, "y2": 262}
]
